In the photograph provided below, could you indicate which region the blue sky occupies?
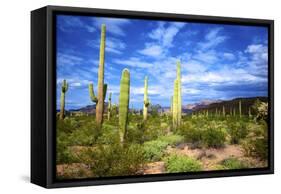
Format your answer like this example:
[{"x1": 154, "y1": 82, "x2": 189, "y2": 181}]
[{"x1": 56, "y1": 15, "x2": 268, "y2": 110}]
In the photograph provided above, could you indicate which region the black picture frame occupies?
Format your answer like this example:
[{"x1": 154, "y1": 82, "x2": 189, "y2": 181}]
[{"x1": 31, "y1": 5, "x2": 274, "y2": 188}]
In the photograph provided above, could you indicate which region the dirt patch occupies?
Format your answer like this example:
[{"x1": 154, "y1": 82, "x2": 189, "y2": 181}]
[
  {"x1": 166, "y1": 144, "x2": 266, "y2": 170},
  {"x1": 56, "y1": 163, "x2": 93, "y2": 179},
  {"x1": 143, "y1": 161, "x2": 165, "y2": 175}
]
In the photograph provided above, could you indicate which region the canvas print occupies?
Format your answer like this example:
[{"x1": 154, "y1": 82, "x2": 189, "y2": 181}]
[{"x1": 56, "y1": 14, "x2": 269, "y2": 180}]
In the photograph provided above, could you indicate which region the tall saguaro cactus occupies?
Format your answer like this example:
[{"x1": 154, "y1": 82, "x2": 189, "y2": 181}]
[
  {"x1": 88, "y1": 24, "x2": 107, "y2": 128},
  {"x1": 60, "y1": 79, "x2": 68, "y2": 120},
  {"x1": 143, "y1": 76, "x2": 150, "y2": 121},
  {"x1": 172, "y1": 61, "x2": 182, "y2": 128},
  {"x1": 107, "y1": 92, "x2": 112, "y2": 120},
  {"x1": 119, "y1": 69, "x2": 130, "y2": 145},
  {"x1": 239, "y1": 100, "x2": 242, "y2": 118},
  {"x1": 173, "y1": 79, "x2": 179, "y2": 127},
  {"x1": 222, "y1": 106, "x2": 225, "y2": 117},
  {"x1": 177, "y1": 61, "x2": 182, "y2": 125}
]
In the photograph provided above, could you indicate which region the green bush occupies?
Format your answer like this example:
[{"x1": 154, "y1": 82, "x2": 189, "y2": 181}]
[
  {"x1": 179, "y1": 122, "x2": 203, "y2": 145},
  {"x1": 143, "y1": 140, "x2": 168, "y2": 162},
  {"x1": 202, "y1": 122, "x2": 227, "y2": 148},
  {"x1": 164, "y1": 154, "x2": 202, "y2": 173},
  {"x1": 228, "y1": 121, "x2": 248, "y2": 144},
  {"x1": 143, "y1": 135, "x2": 184, "y2": 162},
  {"x1": 84, "y1": 143, "x2": 145, "y2": 177},
  {"x1": 158, "y1": 135, "x2": 184, "y2": 146},
  {"x1": 242, "y1": 122, "x2": 268, "y2": 160},
  {"x1": 220, "y1": 157, "x2": 249, "y2": 169},
  {"x1": 56, "y1": 133, "x2": 79, "y2": 164}
]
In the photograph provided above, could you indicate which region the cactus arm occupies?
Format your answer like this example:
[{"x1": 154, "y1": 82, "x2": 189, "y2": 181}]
[
  {"x1": 89, "y1": 83, "x2": 98, "y2": 103},
  {"x1": 119, "y1": 69, "x2": 130, "y2": 144}
]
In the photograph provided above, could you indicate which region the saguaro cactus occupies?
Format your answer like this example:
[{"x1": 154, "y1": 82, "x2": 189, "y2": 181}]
[
  {"x1": 222, "y1": 106, "x2": 225, "y2": 117},
  {"x1": 248, "y1": 107, "x2": 252, "y2": 117},
  {"x1": 88, "y1": 24, "x2": 107, "y2": 128},
  {"x1": 172, "y1": 61, "x2": 182, "y2": 127},
  {"x1": 177, "y1": 61, "x2": 182, "y2": 125},
  {"x1": 119, "y1": 69, "x2": 130, "y2": 145},
  {"x1": 233, "y1": 107, "x2": 236, "y2": 116},
  {"x1": 60, "y1": 79, "x2": 68, "y2": 120},
  {"x1": 239, "y1": 100, "x2": 242, "y2": 118},
  {"x1": 107, "y1": 92, "x2": 112, "y2": 120},
  {"x1": 143, "y1": 76, "x2": 150, "y2": 121},
  {"x1": 173, "y1": 79, "x2": 179, "y2": 127}
]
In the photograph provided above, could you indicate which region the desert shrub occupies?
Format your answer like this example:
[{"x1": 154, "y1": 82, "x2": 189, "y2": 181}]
[
  {"x1": 164, "y1": 154, "x2": 202, "y2": 173},
  {"x1": 84, "y1": 143, "x2": 145, "y2": 177},
  {"x1": 143, "y1": 140, "x2": 168, "y2": 162},
  {"x1": 158, "y1": 135, "x2": 184, "y2": 146},
  {"x1": 126, "y1": 123, "x2": 145, "y2": 144},
  {"x1": 252, "y1": 100, "x2": 268, "y2": 121},
  {"x1": 68, "y1": 125, "x2": 98, "y2": 146},
  {"x1": 143, "y1": 124, "x2": 165, "y2": 141},
  {"x1": 57, "y1": 118, "x2": 78, "y2": 134},
  {"x1": 96, "y1": 125, "x2": 119, "y2": 144},
  {"x1": 220, "y1": 157, "x2": 249, "y2": 169},
  {"x1": 179, "y1": 122, "x2": 203, "y2": 145},
  {"x1": 143, "y1": 135, "x2": 184, "y2": 162},
  {"x1": 228, "y1": 121, "x2": 248, "y2": 144},
  {"x1": 202, "y1": 122, "x2": 227, "y2": 148},
  {"x1": 242, "y1": 122, "x2": 268, "y2": 160},
  {"x1": 56, "y1": 134, "x2": 79, "y2": 164}
]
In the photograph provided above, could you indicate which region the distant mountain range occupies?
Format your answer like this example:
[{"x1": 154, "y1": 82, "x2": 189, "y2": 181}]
[
  {"x1": 188, "y1": 96, "x2": 268, "y2": 115},
  {"x1": 62, "y1": 96, "x2": 267, "y2": 115}
]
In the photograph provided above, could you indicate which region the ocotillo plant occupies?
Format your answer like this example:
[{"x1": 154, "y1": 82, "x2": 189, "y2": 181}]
[
  {"x1": 222, "y1": 106, "x2": 225, "y2": 117},
  {"x1": 107, "y1": 92, "x2": 112, "y2": 120},
  {"x1": 177, "y1": 61, "x2": 182, "y2": 125},
  {"x1": 88, "y1": 24, "x2": 107, "y2": 128},
  {"x1": 119, "y1": 69, "x2": 130, "y2": 145},
  {"x1": 173, "y1": 79, "x2": 179, "y2": 127},
  {"x1": 143, "y1": 76, "x2": 150, "y2": 121},
  {"x1": 239, "y1": 100, "x2": 242, "y2": 118},
  {"x1": 60, "y1": 79, "x2": 68, "y2": 120}
]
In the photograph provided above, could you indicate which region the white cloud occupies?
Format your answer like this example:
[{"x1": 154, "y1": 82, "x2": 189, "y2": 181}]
[
  {"x1": 58, "y1": 16, "x2": 96, "y2": 33},
  {"x1": 193, "y1": 50, "x2": 219, "y2": 64},
  {"x1": 148, "y1": 22, "x2": 185, "y2": 47},
  {"x1": 114, "y1": 57, "x2": 153, "y2": 68},
  {"x1": 93, "y1": 17, "x2": 130, "y2": 36},
  {"x1": 138, "y1": 44, "x2": 164, "y2": 57},
  {"x1": 57, "y1": 53, "x2": 84, "y2": 66},
  {"x1": 182, "y1": 66, "x2": 266, "y2": 86},
  {"x1": 138, "y1": 22, "x2": 185, "y2": 58},
  {"x1": 198, "y1": 27, "x2": 227, "y2": 50},
  {"x1": 223, "y1": 52, "x2": 236, "y2": 60}
]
